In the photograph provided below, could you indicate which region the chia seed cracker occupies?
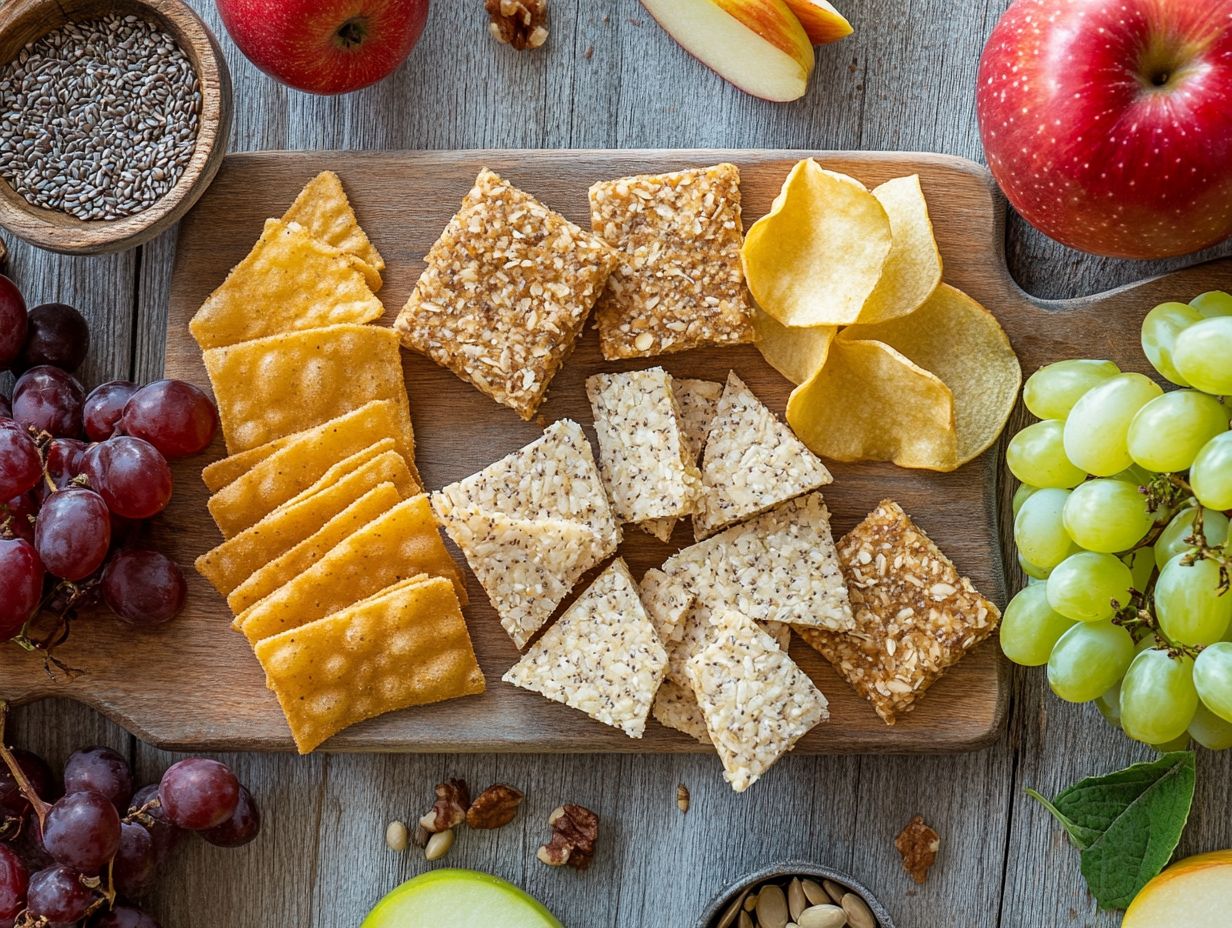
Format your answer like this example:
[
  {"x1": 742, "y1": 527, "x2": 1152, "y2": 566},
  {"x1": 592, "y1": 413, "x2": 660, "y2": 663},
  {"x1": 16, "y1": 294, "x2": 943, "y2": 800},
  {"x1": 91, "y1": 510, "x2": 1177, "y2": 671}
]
[
  {"x1": 638, "y1": 567, "x2": 695, "y2": 645},
  {"x1": 651, "y1": 679, "x2": 712, "y2": 746},
  {"x1": 0, "y1": 13, "x2": 201, "y2": 221},
  {"x1": 642, "y1": 376, "x2": 724, "y2": 542}
]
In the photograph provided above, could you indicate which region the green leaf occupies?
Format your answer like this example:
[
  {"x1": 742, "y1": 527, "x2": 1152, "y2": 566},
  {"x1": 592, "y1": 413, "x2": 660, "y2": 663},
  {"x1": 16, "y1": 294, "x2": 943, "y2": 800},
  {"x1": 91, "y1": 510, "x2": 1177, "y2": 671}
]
[{"x1": 1027, "y1": 752, "x2": 1195, "y2": 911}]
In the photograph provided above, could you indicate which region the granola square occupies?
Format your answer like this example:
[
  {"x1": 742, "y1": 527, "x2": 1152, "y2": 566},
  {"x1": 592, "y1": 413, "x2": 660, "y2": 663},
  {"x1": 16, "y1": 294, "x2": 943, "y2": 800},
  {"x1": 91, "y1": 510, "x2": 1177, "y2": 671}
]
[
  {"x1": 796, "y1": 499, "x2": 1001, "y2": 725},
  {"x1": 589, "y1": 163, "x2": 754, "y2": 360},
  {"x1": 396, "y1": 168, "x2": 619, "y2": 420}
]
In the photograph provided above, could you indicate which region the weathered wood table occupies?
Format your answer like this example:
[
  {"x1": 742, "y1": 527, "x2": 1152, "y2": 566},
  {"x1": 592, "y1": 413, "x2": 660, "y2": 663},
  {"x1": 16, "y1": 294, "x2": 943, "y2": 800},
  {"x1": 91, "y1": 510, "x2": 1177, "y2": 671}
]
[{"x1": 8, "y1": 2, "x2": 1231, "y2": 926}]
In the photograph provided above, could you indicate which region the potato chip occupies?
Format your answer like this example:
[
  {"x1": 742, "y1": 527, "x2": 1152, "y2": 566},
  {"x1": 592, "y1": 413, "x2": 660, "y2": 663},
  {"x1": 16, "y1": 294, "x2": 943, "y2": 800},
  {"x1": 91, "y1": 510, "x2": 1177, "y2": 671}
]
[
  {"x1": 237, "y1": 494, "x2": 464, "y2": 644},
  {"x1": 256, "y1": 575, "x2": 484, "y2": 754},
  {"x1": 858, "y1": 175, "x2": 943, "y2": 325},
  {"x1": 840, "y1": 283, "x2": 1021, "y2": 465},
  {"x1": 189, "y1": 219, "x2": 385, "y2": 351},
  {"x1": 280, "y1": 170, "x2": 385, "y2": 290},
  {"x1": 753, "y1": 308, "x2": 837, "y2": 385},
  {"x1": 195, "y1": 449, "x2": 418, "y2": 598},
  {"x1": 203, "y1": 324, "x2": 411, "y2": 455},
  {"x1": 786, "y1": 338, "x2": 959, "y2": 470},
  {"x1": 741, "y1": 159, "x2": 892, "y2": 327}
]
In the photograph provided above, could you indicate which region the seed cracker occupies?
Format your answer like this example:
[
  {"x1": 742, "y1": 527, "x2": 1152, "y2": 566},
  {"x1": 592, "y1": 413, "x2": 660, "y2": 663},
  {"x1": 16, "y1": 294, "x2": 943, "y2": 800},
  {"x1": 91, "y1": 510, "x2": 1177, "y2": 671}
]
[
  {"x1": 662, "y1": 600, "x2": 794, "y2": 688},
  {"x1": 796, "y1": 499, "x2": 1000, "y2": 725},
  {"x1": 502, "y1": 559, "x2": 667, "y2": 738},
  {"x1": 686, "y1": 610, "x2": 829, "y2": 793},
  {"x1": 642, "y1": 377, "x2": 724, "y2": 541},
  {"x1": 639, "y1": 567, "x2": 694, "y2": 645},
  {"x1": 588, "y1": 163, "x2": 755, "y2": 360},
  {"x1": 651, "y1": 679, "x2": 712, "y2": 746},
  {"x1": 693, "y1": 371, "x2": 833, "y2": 539},
  {"x1": 586, "y1": 367, "x2": 702, "y2": 531},
  {"x1": 395, "y1": 168, "x2": 618, "y2": 420}
]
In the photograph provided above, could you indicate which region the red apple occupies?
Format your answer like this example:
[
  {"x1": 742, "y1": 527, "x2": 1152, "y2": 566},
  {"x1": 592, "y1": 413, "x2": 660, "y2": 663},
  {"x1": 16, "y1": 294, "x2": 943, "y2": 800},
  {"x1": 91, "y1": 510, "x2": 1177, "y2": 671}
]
[
  {"x1": 215, "y1": 0, "x2": 430, "y2": 95},
  {"x1": 976, "y1": 0, "x2": 1232, "y2": 259}
]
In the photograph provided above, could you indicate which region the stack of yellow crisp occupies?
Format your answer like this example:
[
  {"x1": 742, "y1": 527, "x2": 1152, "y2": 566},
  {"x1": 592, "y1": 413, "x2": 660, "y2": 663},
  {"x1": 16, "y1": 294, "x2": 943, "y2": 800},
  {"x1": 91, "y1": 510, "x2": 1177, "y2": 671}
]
[{"x1": 190, "y1": 172, "x2": 484, "y2": 753}]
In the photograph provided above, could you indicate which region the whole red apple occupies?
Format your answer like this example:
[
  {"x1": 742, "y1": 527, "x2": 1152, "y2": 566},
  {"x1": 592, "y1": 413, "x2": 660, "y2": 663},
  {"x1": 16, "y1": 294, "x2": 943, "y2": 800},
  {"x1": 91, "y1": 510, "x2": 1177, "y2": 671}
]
[
  {"x1": 977, "y1": 0, "x2": 1232, "y2": 259},
  {"x1": 215, "y1": 0, "x2": 430, "y2": 95}
]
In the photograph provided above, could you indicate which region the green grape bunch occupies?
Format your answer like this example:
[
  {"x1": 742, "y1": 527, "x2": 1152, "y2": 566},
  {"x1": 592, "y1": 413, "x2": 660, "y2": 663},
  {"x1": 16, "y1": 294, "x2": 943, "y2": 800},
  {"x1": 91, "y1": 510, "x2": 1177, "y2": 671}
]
[{"x1": 1002, "y1": 289, "x2": 1232, "y2": 752}]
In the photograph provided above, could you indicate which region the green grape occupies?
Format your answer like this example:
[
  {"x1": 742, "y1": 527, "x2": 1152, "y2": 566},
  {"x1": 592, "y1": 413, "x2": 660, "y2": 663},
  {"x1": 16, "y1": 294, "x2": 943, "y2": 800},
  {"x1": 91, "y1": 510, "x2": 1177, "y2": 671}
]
[
  {"x1": 1095, "y1": 681, "x2": 1121, "y2": 725},
  {"x1": 1127, "y1": 390, "x2": 1230, "y2": 472},
  {"x1": 1126, "y1": 547, "x2": 1156, "y2": 593},
  {"x1": 1174, "y1": 316, "x2": 1232, "y2": 395},
  {"x1": 1022, "y1": 359, "x2": 1121, "y2": 420},
  {"x1": 1120, "y1": 649, "x2": 1198, "y2": 745},
  {"x1": 1156, "y1": 555, "x2": 1232, "y2": 646},
  {"x1": 1141, "y1": 301, "x2": 1202, "y2": 385},
  {"x1": 1149, "y1": 733, "x2": 1193, "y2": 753},
  {"x1": 1047, "y1": 620, "x2": 1135, "y2": 703},
  {"x1": 1188, "y1": 702, "x2": 1232, "y2": 750},
  {"x1": 1191, "y1": 432, "x2": 1232, "y2": 510},
  {"x1": 1046, "y1": 551, "x2": 1133, "y2": 622},
  {"x1": 1015, "y1": 488, "x2": 1077, "y2": 570},
  {"x1": 1061, "y1": 478, "x2": 1153, "y2": 553},
  {"x1": 1012, "y1": 484, "x2": 1038, "y2": 518},
  {"x1": 1193, "y1": 641, "x2": 1232, "y2": 723},
  {"x1": 1018, "y1": 552, "x2": 1052, "y2": 581},
  {"x1": 1006, "y1": 421, "x2": 1086, "y2": 488},
  {"x1": 1063, "y1": 373, "x2": 1164, "y2": 475},
  {"x1": 1110, "y1": 463, "x2": 1152, "y2": 488},
  {"x1": 1000, "y1": 584, "x2": 1076, "y2": 666},
  {"x1": 1190, "y1": 290, "x2": 1232, "y2": 318},
  {"x1": 1155, "y1": 505, "x2": 1231, "y2": 569}
]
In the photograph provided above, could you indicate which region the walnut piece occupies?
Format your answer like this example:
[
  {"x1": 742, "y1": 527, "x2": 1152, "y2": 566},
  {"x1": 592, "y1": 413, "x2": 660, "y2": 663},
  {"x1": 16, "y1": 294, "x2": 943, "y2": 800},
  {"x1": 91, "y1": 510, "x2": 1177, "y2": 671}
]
[
  {"x1": 466, "y1": 784, "x2": 525, "y2": 829},
  {"x1": 536, "y1": 804, "x2": 599, "y2": 870},
  {"x1": 895, "y1": 815, "x2": 940, "y2": 884},
  {"x1": 486, "y1": 0, "x2": 549, "y2": 50},
  {"x1": 420, "y1": 779, "x2": 470, "y2": 834}
]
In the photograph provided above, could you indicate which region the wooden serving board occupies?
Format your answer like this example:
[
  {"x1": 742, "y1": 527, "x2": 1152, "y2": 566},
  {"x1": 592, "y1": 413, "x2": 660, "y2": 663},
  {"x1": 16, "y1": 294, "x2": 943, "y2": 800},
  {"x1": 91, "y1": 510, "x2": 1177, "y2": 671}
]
[{"x1": 6, "y1": 150, "x2": 1231, "y2": 754}]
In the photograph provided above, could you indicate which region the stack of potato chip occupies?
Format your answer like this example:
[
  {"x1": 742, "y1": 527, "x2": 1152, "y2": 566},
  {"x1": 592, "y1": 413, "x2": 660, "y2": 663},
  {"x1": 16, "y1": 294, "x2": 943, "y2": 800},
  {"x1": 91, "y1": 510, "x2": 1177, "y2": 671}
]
[{"x1": 190, "y1": 172, "x2": 484, "y2": 754}]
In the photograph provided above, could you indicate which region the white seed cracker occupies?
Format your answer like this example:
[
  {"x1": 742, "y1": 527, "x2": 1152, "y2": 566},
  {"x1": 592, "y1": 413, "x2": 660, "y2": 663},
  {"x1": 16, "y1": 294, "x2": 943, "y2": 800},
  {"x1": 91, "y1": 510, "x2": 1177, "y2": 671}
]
[
  {"x1": 687, "y1": 610, "x2": 829, "y2": 793},
  {"x1": 639, "y1": 567, "x2": 695, "y2": 645},
  {"x1": 651, "y1": 679, "x2": 712, "y2": 746},
  {"x1": 693, "y1": 371, "x2": 833, "y2": 539},
  {"x1": 642, "y1": 377, "x2": 723, "y2": 541},
  {"x1": 502, "y1": 559, "x2": 668, "y2": 738}
]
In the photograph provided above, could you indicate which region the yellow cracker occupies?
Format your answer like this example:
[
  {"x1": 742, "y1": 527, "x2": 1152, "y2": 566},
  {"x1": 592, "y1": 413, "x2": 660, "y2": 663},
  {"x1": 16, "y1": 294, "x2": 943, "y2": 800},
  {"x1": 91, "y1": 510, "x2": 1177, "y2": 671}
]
[
  {"x1": 227, "y1": 482, "x2": 403, "y2": 614},
  {"x1": 189, "y1": 219, "x2": 385, "y2": 350},
  {"x1": 202, "y1": 442, "x2": 280, "y2": 495},
  {"x1": 256, "y1": 576, "x2": 485, "y2": 754},
  {"x1": 203, "y1": 324, "x2": 411, "y2": 455},
  {"x1": 280, "y1": 170, "x2": 385, "y2": 289},
  {"x1": 237, "y1": 494, "x2": 465, "y2": 644},
  {"x1": 195, "y1": 449, "x2": 417, "y2": 599}
]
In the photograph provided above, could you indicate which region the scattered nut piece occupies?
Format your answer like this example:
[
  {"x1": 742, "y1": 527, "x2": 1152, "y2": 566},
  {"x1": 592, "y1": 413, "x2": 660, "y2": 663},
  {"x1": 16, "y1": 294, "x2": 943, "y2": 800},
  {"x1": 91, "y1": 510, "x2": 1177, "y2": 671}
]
[
  {"x1": 677, "y1": 783, "x2": 690, "y2": 814},
  {"x1": 384, "y1": 820, "x2": 409, "y2": 852},
  {"x1": 894, "y1": 815, "x2": 940, "y2": 885},
  {"x1": 412, "y1": 822, "x2": 430, "y2": 849},
  {"x1": 425, "y1": 828, "x2": 455, "y2": 862},
  {"x1": 536, "y1": 803, "x2": 599, "y2": 870},
  {"x1": 466, "y1": 784, "x2": 525, "y2": 829},
  {"x1": 421, "y1": 778, "x2": 470, "y2": 834},
  {"x1": 485, "y1": 0, "x2": 549, "y2": 50}
]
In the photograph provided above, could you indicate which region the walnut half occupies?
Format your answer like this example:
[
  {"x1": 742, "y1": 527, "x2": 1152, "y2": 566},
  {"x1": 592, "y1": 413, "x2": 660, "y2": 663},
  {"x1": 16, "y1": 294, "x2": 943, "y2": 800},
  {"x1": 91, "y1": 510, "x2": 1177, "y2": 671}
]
[
  {"x1": 536, "y1": 804, "x2": 599, "y2": 870},
  {"x1": 419, "y1": 779, "x2": 470, "y2": 834},
  {"x1": 486, "y1": 0, "x2": 549, "y2": 51},
  {"x1": 466, "y1": 784, "x2": 525, "y2": 829}
]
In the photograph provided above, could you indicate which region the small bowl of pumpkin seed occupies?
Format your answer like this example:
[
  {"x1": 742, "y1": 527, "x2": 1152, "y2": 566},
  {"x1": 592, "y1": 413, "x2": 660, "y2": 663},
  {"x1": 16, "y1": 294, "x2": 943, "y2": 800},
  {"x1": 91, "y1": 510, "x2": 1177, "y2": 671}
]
[{"x1": 697, "y1": 860, "x2": 895, "y2": 928}]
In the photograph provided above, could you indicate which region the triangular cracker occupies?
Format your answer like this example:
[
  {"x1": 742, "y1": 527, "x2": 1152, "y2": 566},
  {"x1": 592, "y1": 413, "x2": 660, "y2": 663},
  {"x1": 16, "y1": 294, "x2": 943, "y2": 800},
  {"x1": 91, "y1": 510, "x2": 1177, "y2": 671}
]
[
  {"x1": 281, "y1": 170, "x2": 385, "y2": 289},
  {"x1": 651, "y1": 679, "x2": 712, "y2": 745},
  {"x1": 641, "y1": 377, "x2": 723, "y2": 542},
  {"x1": 638, "y1": 567, "x2": 694, "y2": 645}
]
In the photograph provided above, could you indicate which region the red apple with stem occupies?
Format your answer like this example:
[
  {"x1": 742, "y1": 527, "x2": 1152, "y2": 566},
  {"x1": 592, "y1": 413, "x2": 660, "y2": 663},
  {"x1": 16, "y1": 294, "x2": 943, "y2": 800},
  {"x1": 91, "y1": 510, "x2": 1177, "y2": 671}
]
[
  {"x1": 976, "y1": 0, "x2": 1232, "y2": 259},
  {"x1": 215, "y1": 0, "x2": 430, "y2": 95}
]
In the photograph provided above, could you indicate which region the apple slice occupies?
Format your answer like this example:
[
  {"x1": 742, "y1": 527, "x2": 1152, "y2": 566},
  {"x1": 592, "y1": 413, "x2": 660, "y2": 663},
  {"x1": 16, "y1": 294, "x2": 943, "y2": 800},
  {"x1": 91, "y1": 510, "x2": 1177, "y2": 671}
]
[
  {"x1": 640, "y1": 0, "x2": 815, "y2": 102},
  {"x1": 362, "y1": 869, "x2": 564, "y2": 928},
  {"x1": 782, "y1": 0, "x2": 853, "y2": 45},
  {"x1": 1122, "y1": 851, "x2": 1232, "y2": 928}
]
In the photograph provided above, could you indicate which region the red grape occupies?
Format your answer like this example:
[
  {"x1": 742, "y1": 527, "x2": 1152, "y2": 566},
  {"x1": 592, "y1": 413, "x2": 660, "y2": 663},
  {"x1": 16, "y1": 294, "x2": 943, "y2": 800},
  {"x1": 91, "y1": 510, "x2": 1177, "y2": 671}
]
[
  {"x1": 200, "y1": 784, "x2": 260, "y2": 848},
  {"x1": 126, "y1": 784, "x2": 182, "y2": 862},
  {"x1": 92, "y1": 904, "x2": 162, "y2": 928},
  {"x1": 42, "y1": 791, "x2": 121, "y2": 873},
  {"x1": 112, "y1": 821, "x2": 156, "y2": 897},
  {"x1": 63, "y1": 747, "x2": 132, "y2": 811},
  {"x1": 79, "y1": 437, "x2": 171, "y2": 520},
  {"x1": 11, "y1": 811, "x2": 53, "y2": 870},
  {"x1": 0, "y1": 748, "x2": 54, "y2": 818},
  {"x1": 0, "y1": 844, "x2": 29, "y2": 922},
  {"x1": 12, "y1": 366, "x2": 84, "y2": 438},
  {"x1": 0, "y1": 422, "x2": 41, "y2": 499},
  {"x1": 0, "y1": 274, "x2": 27, "y2": 372},
  {"x1": 34, "y1": 487, "x2": 110, "y2": 581},
  {"x1": 101, "y1": 549, "x2": 186, "y2": 628},
  {"x1": 0, "y1": 536, "x2": 44, "y2": 638},
  {"x1": 83, "y1": 381, "x2": 138, "y2": 442},
  {"x1": 157, "y1": 759, "x2": 239, "y2": 831},
  {"x1": 2, "y1": 491, "x2": 38, "y2": 543},
  {"x1": 26, "y1": 864, "x2": 98, "y2": 927},
  {"x1": 38, "y1": 436, "x2": 87, "y2": 504},
  {"x1": 121, "y1": 380, "x2": 217, "y2": 459},
  {"x1": 19, "y1": 303, "x2": 90, "y2": 373},
  {"x1": 0, "y1": 394, "x2": 10, "y2": 419}
]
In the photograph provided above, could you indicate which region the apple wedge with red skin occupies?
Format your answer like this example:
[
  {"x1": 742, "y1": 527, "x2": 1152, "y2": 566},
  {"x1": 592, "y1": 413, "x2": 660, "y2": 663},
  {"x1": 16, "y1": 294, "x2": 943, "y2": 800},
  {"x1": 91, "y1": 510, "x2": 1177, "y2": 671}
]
[
  {"x1": 977, "y1": 0, "x2": 1232, "y2": 259},
  {"x1": 783, "y1": 0, "x2": 853, "y2": 45},
  {"x1": 216, "y1": 0, "x2": 430, "y2": 95},
  {"x1": 640, "y1": 0, "x2": 815, "y2": 102}
]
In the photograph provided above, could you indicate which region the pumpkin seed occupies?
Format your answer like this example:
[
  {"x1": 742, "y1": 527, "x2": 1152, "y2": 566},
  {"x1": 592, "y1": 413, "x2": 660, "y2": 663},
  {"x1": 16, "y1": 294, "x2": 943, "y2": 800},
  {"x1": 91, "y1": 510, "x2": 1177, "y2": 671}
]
[
  {"x1": 718, "y1": 891, "x2": 748, "y2": 928},
  {"x1": 756, "y1": 884, "x2": 789, "y2": 928},
  {"x1": 738, "y1": 911, "x2": 753, "y2": 928},
  {"x1": 840, "y1": 893, "x2": 875, "y2": 928},
  {"x1": 797, "y1": 905, "x2": 847, "y2": 928},
  {"x1": 744, "y1": 891, "x2": 759, "y2": 912},
  {"x1": 801, "y1": 879, "x2": 827, "y2": 907},
  {"x1": 788, "y1": 878, "x2": 807, "y2": 921},
  {"x1": 822, "y1": 880, "x2": 847, "y2": 906}
]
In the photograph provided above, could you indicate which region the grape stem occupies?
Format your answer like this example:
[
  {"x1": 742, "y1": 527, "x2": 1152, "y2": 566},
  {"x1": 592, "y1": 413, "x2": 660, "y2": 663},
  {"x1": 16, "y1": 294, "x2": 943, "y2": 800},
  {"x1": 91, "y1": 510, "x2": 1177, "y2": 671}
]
[
  {"x1": 0, "y1": 701, "x2": 51, "y2": 827},
  {"x1": 1182, "y1": 507, "x2": 1231, "y2": 595}
]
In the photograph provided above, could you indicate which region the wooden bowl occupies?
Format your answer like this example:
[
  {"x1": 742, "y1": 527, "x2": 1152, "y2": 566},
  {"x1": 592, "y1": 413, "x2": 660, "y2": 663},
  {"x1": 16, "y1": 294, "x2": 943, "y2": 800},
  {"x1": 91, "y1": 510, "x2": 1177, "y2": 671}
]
[
  {"x1": 0, "y1": 0, "x2": 232, "y2": 255},
  {"x1": 695, "y1": 860, "x2": 897, "y2": 928}
]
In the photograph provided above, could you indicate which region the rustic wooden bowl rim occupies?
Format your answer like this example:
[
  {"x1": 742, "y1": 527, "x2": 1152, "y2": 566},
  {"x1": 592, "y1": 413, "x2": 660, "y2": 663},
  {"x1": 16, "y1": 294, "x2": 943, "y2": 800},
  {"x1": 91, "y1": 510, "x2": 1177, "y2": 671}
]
[{"x1": 0, "y1": 0, "x2": 231, "y2": 254}]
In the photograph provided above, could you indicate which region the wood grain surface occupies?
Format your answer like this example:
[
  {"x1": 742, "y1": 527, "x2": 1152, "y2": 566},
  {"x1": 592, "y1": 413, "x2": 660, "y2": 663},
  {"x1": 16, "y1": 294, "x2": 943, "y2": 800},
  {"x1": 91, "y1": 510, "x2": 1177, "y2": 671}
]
[{"x1": 3, "y1": 2, "x2": 1231, "y2": 927}]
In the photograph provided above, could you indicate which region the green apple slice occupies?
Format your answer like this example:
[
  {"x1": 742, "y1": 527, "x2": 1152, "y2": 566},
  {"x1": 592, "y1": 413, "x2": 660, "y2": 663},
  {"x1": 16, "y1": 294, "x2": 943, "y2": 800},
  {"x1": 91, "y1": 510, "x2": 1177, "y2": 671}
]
[{"x1": 362, "y1": 869, "x2": 564, "y2": 928}]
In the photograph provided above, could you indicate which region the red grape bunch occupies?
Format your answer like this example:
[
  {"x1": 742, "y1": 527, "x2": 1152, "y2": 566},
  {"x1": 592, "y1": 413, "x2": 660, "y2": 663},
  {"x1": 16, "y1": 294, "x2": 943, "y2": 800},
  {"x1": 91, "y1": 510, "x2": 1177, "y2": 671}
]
[{"x1": 0, "y1": 273, "x2": 219, "y2": 660}]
